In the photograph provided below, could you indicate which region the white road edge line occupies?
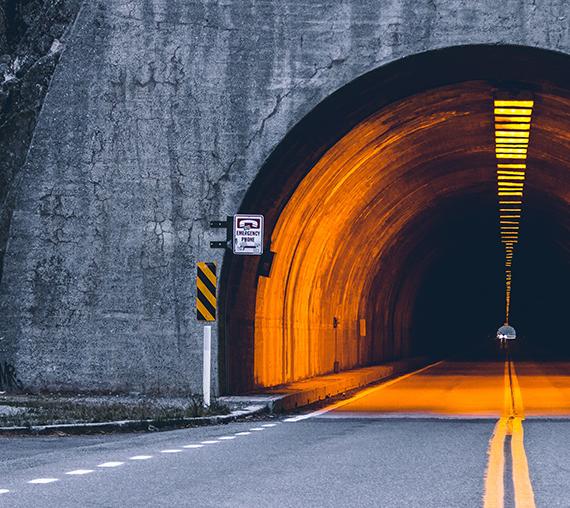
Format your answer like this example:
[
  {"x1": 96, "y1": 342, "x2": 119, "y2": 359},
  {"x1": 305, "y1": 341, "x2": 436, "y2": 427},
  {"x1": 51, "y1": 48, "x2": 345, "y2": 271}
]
[
  {"x1": 28, "y1": 478, "x2": 59, "y2": 484},
  {"x1": 97, "y1": 462, "x2": 124, "y2": 468},
  {"x1": 283, "y1": 360, "x2": 445, "y2": 422},
  {"x1": 65, "y1": 470, "x2": 94, "y2": 476},
  {"x1": 249, "y1": 427, "x2": 264, "y2": 431},
  {"x1": 262, "y1": 423, "x2": 277, "y2": 427},
  {"x1": 130, "y1": 455, "x2": 153, "y2": 460}
]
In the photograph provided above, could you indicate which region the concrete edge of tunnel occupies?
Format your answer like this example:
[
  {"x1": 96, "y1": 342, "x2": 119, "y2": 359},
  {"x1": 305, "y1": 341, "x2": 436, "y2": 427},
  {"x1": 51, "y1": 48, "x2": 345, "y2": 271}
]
[
  {"x1": 259, "y1": 356, "x2": 435, "y2": 413},
  {"x1": 0, "y1": 405, "x2": 269, "y2": 436}
]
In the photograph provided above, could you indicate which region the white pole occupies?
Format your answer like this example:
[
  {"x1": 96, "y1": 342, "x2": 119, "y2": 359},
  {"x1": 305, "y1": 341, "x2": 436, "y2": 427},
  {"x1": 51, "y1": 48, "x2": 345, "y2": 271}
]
[{"x1": 203, "y1": 325, "x2": 211, "y2": 407}]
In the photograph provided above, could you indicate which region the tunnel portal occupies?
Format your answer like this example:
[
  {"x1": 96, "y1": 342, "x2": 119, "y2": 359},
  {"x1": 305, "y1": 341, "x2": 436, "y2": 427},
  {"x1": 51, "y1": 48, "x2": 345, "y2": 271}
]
[{"x1": 221, "y1": 46, "x2": 570, "y2": 394}]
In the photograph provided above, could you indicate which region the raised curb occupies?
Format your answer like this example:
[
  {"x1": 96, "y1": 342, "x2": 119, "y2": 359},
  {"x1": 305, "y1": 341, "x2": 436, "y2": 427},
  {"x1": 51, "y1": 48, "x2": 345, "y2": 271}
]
[
  {"x1": 0, "y1": 404, "x2": 267, "y2": 435},
  {"x1": 260, "y1": 357, "x2": 432, "y2": 412}
]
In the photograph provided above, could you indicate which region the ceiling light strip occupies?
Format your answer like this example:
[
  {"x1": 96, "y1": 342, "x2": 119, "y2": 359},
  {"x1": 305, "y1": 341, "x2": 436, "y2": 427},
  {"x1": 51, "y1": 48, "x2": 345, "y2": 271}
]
[{"x1": 494, "y1": 98, "x2": 534, "y2": 324}]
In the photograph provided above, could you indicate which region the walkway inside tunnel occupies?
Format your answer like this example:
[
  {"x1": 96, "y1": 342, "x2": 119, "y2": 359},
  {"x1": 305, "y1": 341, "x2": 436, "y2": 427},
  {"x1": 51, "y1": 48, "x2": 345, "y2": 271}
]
[{"x1": 221, "y1": 45, "x2": 570, "y2": 396}]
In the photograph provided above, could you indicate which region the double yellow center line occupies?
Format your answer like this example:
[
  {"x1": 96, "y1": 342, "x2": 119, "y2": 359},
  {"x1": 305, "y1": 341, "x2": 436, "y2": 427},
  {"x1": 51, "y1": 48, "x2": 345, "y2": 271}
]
[{"x1": 484, "y1": 358, "x2": 535, "y2": 508}]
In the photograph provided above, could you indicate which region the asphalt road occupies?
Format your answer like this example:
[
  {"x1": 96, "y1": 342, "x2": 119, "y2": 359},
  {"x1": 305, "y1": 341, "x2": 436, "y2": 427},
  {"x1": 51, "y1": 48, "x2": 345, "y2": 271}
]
[{"x1": 1, "y1": 360, "x2": 569, "y2": 507}]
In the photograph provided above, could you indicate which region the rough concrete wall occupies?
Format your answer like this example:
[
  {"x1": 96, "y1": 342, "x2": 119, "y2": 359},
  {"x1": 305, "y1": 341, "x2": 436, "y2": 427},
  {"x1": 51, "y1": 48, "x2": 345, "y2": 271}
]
[
  {"x1": 0, "y1": 0, "x2": 81, "y2": 391},
  {"x1": 0, "y1": 0, "x2": 569, "y2": 393}
]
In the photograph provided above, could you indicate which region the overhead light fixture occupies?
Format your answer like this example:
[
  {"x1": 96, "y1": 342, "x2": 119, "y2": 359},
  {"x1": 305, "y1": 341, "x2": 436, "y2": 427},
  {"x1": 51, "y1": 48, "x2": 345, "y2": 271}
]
[
  {"x1": 495, "y1": 131, "x2": 529, "y2": 138},
  {"x1": 494, "y1": 108, "x2": 532, "y2": 115},
  {"x1": 497, "y1": 164, "x2": 526, "y2": 169},
  {"x1": 494, "y1": 97, "x2": 534, "y2": 324},
  {"x1": 498, "y1": 182, "x2": 524, "y2": 187},
  {"x1": 494, "y1": 100, "x2": 534, "y2": 107}
]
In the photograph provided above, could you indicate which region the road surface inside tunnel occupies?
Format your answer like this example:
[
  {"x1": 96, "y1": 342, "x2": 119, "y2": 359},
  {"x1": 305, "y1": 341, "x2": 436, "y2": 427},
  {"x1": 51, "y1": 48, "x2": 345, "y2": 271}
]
[
  {"x1": 2, "y1": 359, "x2": 570, "y2": 507},
  {"x1": 297, "y1": 359, "x2": 570, "y2": 419}
]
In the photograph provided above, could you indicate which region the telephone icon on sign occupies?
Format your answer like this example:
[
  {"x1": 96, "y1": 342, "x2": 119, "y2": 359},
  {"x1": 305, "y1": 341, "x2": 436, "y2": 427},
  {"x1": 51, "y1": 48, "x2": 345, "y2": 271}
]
[{"x1": 237, "y1": 218, "x2": 261, "y2": 230}]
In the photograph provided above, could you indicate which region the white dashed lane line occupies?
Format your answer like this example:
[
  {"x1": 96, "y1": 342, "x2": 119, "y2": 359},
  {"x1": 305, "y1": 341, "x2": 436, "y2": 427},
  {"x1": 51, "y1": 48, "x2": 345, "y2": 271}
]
[
  {"x1": 28, "y1": 478, "x2": 58, "y2": 484},
  {"x1": 97, "y1": 462, "x2": 124, "y2": 468},
  {"x1": 8, "y1": 420, "x2": 281, "y2": 496}
]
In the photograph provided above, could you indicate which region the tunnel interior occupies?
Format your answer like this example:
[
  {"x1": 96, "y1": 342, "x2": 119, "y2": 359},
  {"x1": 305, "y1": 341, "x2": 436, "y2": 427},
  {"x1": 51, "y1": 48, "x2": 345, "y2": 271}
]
[{"x1": 221, "y1": 45, "x2": 570, "y2": 394}]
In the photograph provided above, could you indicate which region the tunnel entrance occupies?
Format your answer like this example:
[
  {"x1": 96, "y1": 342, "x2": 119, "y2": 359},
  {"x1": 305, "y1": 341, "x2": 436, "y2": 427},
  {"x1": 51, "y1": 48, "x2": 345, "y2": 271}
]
[{"x1": 220, "y1": 45, "x2": 570, "y2": 394}]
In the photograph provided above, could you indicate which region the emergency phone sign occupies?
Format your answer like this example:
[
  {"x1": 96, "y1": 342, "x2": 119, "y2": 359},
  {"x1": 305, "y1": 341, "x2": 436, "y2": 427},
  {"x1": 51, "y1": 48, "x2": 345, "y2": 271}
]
[{"x1": 233, "y1": 214, "x2": 264, "y2": 255}]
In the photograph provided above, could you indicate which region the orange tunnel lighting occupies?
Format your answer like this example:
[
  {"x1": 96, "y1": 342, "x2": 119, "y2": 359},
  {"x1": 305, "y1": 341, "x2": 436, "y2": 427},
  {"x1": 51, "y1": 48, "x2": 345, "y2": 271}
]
[
  {"x1": 496, "y1": 139, "x2": 529, "y2": 145},
  {"x1": 496, "y1": 153, "x2": 527, "y2": 159},
  {"x1": 496, "y1": 131, "x2": 529, "y2": 138},
  {"x1": 494, "y1": 100, "x2": 534, "y2": 107},
  {"x1": 494, "y1": 108, "x2": 533, "y2": 115},
  {"x1": 495, "y1": 123, "x2": 530, "y2": 130},
  {"x1": 495, "y1": 116, "x2": 531, "y2": 123},
  {"x1": 242, "y1": 84, "x2": 544, "y2": 389},
  {"x1": 498, "y1": 182, "x2": 524, "y2": 187},
  {"x1": 496, "y1": 148, "x2": 528, "y2": 154}
]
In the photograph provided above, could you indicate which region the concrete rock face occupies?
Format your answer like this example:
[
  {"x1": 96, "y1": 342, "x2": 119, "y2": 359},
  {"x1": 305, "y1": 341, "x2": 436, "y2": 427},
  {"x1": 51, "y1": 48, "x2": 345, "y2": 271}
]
[
  {"x1": 0, "y1": 0, "x2": 568, "y2": 394},
  {"x1": 0, "y1": 0, "x2": 81, "y2": 392}
]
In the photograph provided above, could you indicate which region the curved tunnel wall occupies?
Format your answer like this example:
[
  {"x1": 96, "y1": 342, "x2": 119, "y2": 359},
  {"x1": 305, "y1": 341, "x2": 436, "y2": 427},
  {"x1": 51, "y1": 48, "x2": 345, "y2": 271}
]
[{"x1": 223, "y1": 46, "x2": 570, "y2": 393}]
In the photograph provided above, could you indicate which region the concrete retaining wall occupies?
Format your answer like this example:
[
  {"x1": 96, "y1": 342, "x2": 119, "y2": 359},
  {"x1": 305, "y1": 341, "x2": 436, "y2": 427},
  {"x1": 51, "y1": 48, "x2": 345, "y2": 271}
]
[{"x1": 0, "y1": 1, "x2": 569, "y2": 393}]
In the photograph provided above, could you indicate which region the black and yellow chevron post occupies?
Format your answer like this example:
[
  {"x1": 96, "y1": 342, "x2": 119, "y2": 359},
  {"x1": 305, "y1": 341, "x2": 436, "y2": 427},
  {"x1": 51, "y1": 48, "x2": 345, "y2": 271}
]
[{"x1": 196, "y1": 262, "x2": 217, "y2": 321}]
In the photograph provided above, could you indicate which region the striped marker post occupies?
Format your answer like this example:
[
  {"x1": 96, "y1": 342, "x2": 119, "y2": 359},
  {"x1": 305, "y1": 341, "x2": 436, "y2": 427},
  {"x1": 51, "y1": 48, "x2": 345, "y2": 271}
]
[
  {"x1": 197, "y1": 262, "x2": 217, "y2": 406},
  {"x1": 196, "y1": 262, "x2": 217, "y2": 321}
]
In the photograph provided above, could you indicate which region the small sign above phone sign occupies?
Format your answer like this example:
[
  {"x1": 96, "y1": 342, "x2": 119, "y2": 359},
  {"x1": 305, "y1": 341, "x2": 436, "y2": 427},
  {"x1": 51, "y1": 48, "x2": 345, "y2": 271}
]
[{"x1": 233, "y1": 214, "x2": 264, "y2": 255}]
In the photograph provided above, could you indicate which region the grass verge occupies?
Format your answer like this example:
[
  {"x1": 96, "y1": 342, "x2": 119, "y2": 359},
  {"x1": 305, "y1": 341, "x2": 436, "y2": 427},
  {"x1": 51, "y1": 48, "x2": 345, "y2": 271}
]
[{"x1": 0, "y1": 394, "x2": 230, "y2": 427}]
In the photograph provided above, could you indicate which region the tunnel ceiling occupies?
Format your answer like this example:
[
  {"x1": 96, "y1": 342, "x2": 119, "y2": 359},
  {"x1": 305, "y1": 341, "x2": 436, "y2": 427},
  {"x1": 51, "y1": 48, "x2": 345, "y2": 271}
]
[{"x1": 223, "y1": 46, "x2": 570, "y2": 393}]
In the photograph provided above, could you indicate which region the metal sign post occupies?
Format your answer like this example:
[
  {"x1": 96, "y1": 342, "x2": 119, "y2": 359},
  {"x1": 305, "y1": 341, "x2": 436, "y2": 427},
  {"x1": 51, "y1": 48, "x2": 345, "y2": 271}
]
[
  {"x1": 196, "y1": 262, "x2": 217, "y2": 407},
  {"x1": 203, "y1": 325, "x2": 211, "y2": 407}
]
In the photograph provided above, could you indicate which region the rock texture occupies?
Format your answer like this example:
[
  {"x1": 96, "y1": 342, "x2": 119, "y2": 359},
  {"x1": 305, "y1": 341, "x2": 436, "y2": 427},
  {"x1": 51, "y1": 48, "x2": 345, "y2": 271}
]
[
  {"x1": 0, "y1": 0, "x2": 569, "y2": 394},
  {"x1": 0, "y1": 0, "x2": 81, "y2": 391}
]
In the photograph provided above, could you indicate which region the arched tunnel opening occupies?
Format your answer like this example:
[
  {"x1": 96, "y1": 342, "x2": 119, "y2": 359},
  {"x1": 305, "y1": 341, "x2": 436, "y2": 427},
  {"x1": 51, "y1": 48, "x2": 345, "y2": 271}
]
[{"x1": 220, "y1": 45, "x2": 570, "y2": 394}]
